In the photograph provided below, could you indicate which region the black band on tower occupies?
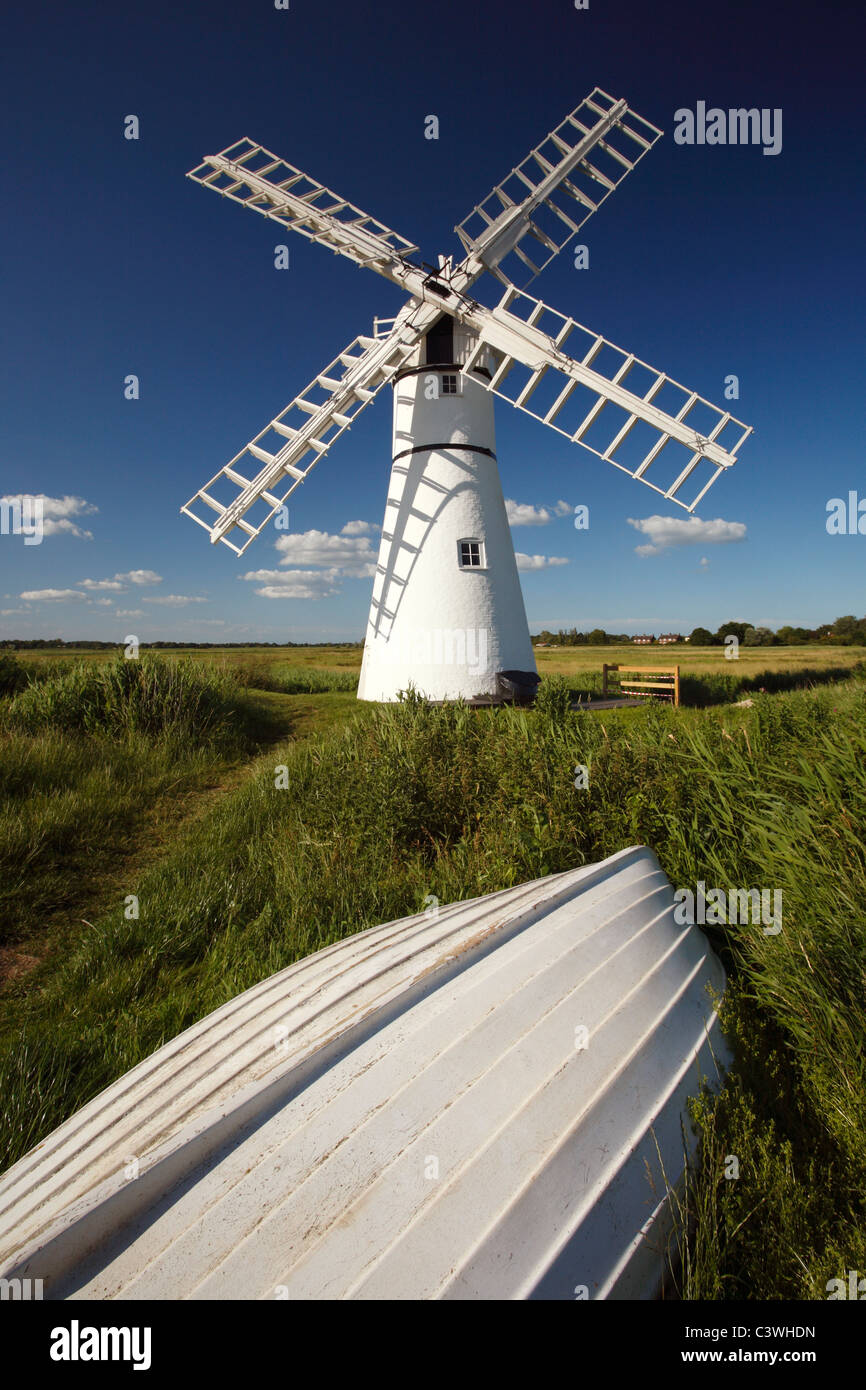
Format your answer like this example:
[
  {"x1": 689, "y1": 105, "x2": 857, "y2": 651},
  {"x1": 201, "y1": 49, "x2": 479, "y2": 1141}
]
[
  {"x1": 391, "y1": 443, "x2": 497, "y2": 463},
  {"x1": 392, "y1": 363, "x2": 492, "y2": 383}
]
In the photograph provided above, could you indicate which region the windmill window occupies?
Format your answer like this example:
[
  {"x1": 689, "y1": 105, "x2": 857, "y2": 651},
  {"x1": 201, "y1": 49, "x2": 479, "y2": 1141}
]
[
  {"x1": 458, "y1": 539, "x2": 483, "y2": 568},
  {"x1": 442, "y1": 373, "x2": 459, "y2": 396}
]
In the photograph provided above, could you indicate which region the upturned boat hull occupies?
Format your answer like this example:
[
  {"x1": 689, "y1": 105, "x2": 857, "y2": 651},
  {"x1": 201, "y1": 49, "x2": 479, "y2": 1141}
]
[{"x1": 0, "y1": 846, "x2": 728, "y2": 1300}]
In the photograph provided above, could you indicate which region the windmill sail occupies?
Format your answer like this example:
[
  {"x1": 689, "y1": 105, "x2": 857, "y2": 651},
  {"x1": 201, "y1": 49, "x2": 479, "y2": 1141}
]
[
  {"x1": 182, "y1": 325, "x2": 421, "y2": 554},
  {"x1": 456, "y1": 286, "x2": 752, "y2": 511},
  {"x1": 187, "y1": 139, "x2": 419, "y2": 280},
  {"x1": 455, "y1": 89, "x2": 662, "y2": 289}
]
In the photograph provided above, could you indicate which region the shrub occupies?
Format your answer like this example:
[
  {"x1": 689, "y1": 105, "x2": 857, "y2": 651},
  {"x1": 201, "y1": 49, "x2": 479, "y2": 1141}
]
[
  {"x1": 3, "y1": 654, "x2": 257, "y2": 748},
  {"x1": 533, "y1": 674, "x2": 573, "y2": 722},
  {"x1": 0, "y1": 654, "x2": 27, "y2": 697}
]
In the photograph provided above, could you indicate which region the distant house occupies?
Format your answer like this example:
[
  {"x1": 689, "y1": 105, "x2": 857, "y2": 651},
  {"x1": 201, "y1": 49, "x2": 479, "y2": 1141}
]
[
  {"x1": 657, "y1": 633, "x2": 683, "y2": 645},
  {"x1": 632, "y1": 634, "x2": 654, "y2": 645}
]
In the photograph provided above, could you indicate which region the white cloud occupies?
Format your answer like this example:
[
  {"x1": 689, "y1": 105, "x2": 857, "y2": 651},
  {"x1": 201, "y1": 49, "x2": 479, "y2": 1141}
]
[
  {"x1": 142, "y1": 595, "x2": 208, "y2": 606},
  {"x1": 240, "y1": 567, "x2": 342, "y2": 600},
  {"x1": 0, "y1": 607, "x2": 28, "y2": 616},
  {"x1": 79, "y1": 569, "x2": 162, "y2": 591},
  {"x1": 1, "y1": 494, "x2": 98, "y2": 540},
  {"x1": 340, "y1": 520, "x2": 378, "y2": 537},
  {"x1": 505, "y1": 497, "x2": 567, "y2": 522},
  {"x1": 120, "y1": 569, "x2": 162, "y2": 586},
  {"x1": 506, "y1": 499, "x2": 572, "y2": 527},
  {"x1": 92, "y1": 598, "x2": 114, "y2": 606},
  {"x1": 116, "y1": 608, "x2": 144, "y2": 617},
  {"x1": 42, "y1": 519, "x2": 95, "y2": 540},
  {"x1": 273, "y1": 529, "x2": 377, "y2": 578},
  {"x1": 37, "y1": 496, "x2": 96, "y2": 519},
  {"x1": 256, "y1": 585, "x2": 328, "y2": 600},
  {"x1": 19, "y1": 588, "x2": 84, "y2": 601},
  {"x1": 627, "y1": 515, "x2": 747, "y2": 557},
  {"x1": 515, "y1": 553, "x2": 570, "y2": 571}
]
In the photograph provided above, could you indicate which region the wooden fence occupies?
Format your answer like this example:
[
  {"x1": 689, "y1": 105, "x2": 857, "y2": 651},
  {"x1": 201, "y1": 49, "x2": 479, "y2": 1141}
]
[{"x1": 602, "y1": 663, "x2": 680, "y2": 706}]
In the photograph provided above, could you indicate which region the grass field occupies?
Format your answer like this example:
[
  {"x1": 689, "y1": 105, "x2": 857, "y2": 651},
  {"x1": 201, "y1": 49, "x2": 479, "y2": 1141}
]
[
  {"x1": 1, "y1": 645, "x2": 864, "y2": 1299},
  {"x1": 13, "y1": 639, "x2": 863, "y2": 679},
  {"x1": 534, "y1": 641, "x2": 865, "y2": 677},
  {"x1": 11, "y1": 644, "x2": 364, "y2": 673},
  {"x1": 0, "y1": 654, "x2": 359, "y2": 978}
]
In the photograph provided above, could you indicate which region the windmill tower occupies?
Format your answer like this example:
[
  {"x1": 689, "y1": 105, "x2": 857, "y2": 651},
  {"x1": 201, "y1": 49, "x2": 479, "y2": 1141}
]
[
  {"x1": 182, "y1": 90, "x2": 752, "y2": 702},
  {"x1": 358, "y1": 313, "x2": 534, "y2": 701}
]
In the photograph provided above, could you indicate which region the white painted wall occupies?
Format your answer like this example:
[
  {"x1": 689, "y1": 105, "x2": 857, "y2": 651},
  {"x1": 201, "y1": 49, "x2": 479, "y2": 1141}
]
[{"x1": 358, "y1": 353, "x2": 536, "y2": 702}]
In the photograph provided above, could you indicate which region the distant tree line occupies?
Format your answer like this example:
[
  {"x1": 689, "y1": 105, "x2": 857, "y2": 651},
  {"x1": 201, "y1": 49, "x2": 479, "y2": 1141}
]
[
  {"x1": 0, "y1": 639, "x2": 365, "y2": 651},
  {"x1": 532, "y1": 616, "x2": 866, "y2": 647},
  {"x1": 533, "y1": 629, "x2": 633, "y2": 646}
]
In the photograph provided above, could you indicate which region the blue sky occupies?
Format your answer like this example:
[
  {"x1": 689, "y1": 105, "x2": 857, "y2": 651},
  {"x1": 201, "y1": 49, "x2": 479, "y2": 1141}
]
[{"x1": 1, "y1": 0, "x2": 863, "y2": 642}]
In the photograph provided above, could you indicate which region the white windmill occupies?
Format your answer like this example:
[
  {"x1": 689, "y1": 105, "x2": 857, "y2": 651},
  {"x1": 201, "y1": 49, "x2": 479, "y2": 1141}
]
[{"x1": 182, "y1": 89, "x2": 752, "y2": 703}]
